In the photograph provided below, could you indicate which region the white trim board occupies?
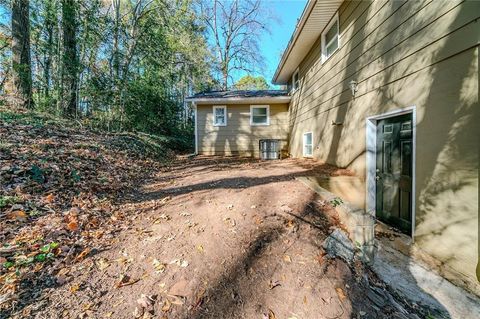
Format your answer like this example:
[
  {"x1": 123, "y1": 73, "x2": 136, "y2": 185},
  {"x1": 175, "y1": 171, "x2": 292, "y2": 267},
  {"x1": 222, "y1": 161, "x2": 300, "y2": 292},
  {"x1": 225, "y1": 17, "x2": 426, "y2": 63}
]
[
  {"x1": 250, "y1": 105, "x2": 270, "y2": 126},
  {"x1": 303, "y1": 131, "x2": 313, "y2": 157},
  {"x1": 194, "y1": 103, "x2": 198, "y2": 155},
  {"x1": 212, "y1": 105, "x2": 227, "y2": 127},
  {"x1": 365, "y1": 106, "x2": 417, "y2": 239}
]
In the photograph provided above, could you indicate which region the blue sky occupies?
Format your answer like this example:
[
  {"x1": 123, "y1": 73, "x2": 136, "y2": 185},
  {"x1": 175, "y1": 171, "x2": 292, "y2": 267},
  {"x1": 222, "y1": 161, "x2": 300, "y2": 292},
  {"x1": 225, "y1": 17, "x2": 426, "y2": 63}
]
[
  {"x1": 248, "y1": 0, "x2": 307, "y2": 85},
  {"x1": 0, "y1": 1, "x2": 307, "y2": 86}
]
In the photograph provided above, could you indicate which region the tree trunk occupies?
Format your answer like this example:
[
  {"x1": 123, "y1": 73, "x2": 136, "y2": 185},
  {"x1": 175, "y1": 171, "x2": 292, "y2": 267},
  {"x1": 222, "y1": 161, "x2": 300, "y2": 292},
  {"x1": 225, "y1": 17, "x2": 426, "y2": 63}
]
[
  {"x1": 43, "y1": 0, "x2": 55, "y2": 99},
  {"x1": 61, "y1": 0, "x2": 78, "y2": 118},
  {"x1": 11, "y1": 0, "x2": 33, "y2": 108}
]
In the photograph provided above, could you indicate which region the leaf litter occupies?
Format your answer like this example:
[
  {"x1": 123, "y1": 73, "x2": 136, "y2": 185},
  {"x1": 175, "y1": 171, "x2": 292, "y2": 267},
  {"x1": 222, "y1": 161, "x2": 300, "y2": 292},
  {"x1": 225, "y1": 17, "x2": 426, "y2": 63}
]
[{"x1": 0, "y1": 119, "x2": 170, "y2": 315}]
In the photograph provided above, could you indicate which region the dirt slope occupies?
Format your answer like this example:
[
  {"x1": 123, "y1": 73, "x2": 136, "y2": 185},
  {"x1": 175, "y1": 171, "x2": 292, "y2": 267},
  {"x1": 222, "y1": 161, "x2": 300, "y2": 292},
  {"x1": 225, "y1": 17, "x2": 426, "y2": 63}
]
[{"x1": 1, "y1": 117, "x2": 425, "y2": 319}]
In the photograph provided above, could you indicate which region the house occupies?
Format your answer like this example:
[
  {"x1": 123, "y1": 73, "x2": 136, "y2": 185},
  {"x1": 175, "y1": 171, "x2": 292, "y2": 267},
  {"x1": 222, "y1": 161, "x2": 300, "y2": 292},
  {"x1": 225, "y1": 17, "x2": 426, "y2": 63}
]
[
  {"x1": 188, "y1": 90, "x2": 291, "y2": 158},
  {"x1": 187, "y1": 0, "x2": 479, "y2": 294}
]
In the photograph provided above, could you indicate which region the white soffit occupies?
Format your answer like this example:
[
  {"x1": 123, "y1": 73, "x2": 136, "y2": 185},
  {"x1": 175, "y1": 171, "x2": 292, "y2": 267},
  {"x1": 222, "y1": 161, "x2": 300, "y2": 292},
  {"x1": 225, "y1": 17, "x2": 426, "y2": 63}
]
[{"x1": 272, "y1": 0, "x2": 343, "y2": 84}]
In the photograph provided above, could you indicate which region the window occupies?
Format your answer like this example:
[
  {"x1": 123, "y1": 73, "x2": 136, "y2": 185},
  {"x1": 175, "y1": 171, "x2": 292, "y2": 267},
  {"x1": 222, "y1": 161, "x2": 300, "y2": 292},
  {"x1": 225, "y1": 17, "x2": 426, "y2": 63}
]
[
  {"x1": 321, "y1": 13, "x2": 339, "y2": 63},
  {"x1": 250, "y1": 105, "x2": 270, "y2": 125},
  {"x1": 213, "y1": 105, "x2": 227, "y2": 126},
  {"x1": 303, "y1": 132, "x2": 313, "y2": 157},
  {"x1": 292, "y1": 69, "x2": 300, "y2": 92}
]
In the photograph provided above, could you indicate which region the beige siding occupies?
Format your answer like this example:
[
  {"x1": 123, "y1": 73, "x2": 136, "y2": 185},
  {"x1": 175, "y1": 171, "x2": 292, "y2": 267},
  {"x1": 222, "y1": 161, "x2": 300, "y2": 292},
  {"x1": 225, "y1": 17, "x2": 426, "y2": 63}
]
[
  {"x1": 197, "y1": 104, "x2": 289, "y2": 157},
  {"x1": 288, "y1": 0, "x2": 479, "y2": 292}
]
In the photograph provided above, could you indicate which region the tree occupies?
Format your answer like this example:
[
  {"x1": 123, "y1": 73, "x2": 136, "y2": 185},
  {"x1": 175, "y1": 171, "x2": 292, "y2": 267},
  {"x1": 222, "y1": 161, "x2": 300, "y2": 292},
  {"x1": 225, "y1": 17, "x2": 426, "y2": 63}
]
[
  {"x1": 11, "y1": 0, "x2": 33, "y2": 108},
  {"x1": 199, "y1": 0, "x2": 272, "y2": 89},
  {"x1": 4, "y1": 0, "x2": 214, "y2": 139},
  {"x1": 233, "y1": 75, "x2": 270, "y2": 90},
  {"x1": 61, "y1": 0, "x2": 78, "y2": 117}
]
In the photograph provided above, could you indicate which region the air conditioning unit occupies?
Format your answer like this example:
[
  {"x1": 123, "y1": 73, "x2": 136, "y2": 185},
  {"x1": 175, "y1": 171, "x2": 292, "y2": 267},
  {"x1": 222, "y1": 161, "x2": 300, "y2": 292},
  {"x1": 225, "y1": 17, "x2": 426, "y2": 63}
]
[{"x1": 259, "y1": 139, "x2": 279, "y2": 160}]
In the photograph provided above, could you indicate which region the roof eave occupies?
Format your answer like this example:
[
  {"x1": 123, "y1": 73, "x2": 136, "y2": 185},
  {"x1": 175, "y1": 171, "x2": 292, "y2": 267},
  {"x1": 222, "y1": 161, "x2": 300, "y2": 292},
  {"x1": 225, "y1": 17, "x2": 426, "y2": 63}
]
[
  {"x1": 272, "y1": 0, "x2": 343, "y2": 85},
  {"x1": 185, "y1": 96, "x2": 291, "y2": 105},
  {"x1": 272, "y1": 0, "x2": 317, "y2": 84}
]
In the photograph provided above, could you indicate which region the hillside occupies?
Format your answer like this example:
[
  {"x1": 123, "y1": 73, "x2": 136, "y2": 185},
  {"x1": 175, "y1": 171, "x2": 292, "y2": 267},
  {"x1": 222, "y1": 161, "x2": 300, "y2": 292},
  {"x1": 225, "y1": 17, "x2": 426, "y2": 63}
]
[{"x1": 0, "y1": 110, "x2": 175, "y2": 315}]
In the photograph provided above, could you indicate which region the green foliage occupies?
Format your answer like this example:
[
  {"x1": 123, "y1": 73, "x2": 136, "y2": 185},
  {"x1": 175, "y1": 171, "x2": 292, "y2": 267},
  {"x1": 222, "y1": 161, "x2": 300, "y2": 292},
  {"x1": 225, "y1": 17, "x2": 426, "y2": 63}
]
[
  {"x1": 330, "y1": 197, "x2": 344, "y2": 207},
  {"x1": 0, "y1": 196, "x2": 21, "y2": 208},
  {"x1": 29, "y1": 165, "x2": 45, "y2": 184},
  {"x1": 2, "y1": 0, "x2": 216, "y2": 152},
  {"x1": 233, "y1": 75, "x2": 271, "y2": 90}
]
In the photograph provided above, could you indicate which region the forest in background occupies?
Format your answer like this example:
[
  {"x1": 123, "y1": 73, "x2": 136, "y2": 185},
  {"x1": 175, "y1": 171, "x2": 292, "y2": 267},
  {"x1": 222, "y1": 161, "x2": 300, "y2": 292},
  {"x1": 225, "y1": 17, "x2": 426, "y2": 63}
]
[{"x1": 0, "y1": 0, "x2": 273, "y2": 147}]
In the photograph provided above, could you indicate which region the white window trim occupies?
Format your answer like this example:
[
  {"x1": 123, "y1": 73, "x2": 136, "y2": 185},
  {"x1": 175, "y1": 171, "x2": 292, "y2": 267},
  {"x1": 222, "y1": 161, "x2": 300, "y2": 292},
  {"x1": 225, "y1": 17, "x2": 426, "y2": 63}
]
[
  {"x1": 321, "y1": 12, "x2": 340, "y2": 64},
  {"x1": 303, "y1": 132, "x2": 313, "y2": 157},
  {"x1": 250, "y1": 105, "x2": 270, "y2": 126},
  {"x1": 292, "y1": 68, "x2": 300, "y2": 93},
  {"x1": 213, "y1": 105, "x2": 227, "y2": 126}
]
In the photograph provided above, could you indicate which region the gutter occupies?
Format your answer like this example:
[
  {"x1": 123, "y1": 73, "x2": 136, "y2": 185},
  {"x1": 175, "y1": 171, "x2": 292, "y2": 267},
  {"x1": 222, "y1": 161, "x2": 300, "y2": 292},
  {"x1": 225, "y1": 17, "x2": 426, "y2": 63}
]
[{"x1": 185, "y1": 96, "x2": 291, "y2": 105}]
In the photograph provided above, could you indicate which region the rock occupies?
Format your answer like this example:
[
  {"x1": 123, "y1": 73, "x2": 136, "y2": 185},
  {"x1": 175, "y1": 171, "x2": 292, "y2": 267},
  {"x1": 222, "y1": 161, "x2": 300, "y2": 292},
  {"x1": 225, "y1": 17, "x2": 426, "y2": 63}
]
[
  {"x1": 322, "y1": 228, "x2": 355, "y2": 263},
  {"x1": 366, "y1": 287, "x2": 387, "y2": 308}
]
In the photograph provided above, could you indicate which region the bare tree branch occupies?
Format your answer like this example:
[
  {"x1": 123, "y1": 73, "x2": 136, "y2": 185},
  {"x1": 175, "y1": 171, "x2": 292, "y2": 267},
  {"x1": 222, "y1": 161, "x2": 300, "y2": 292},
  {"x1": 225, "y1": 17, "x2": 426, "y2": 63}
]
[{"x1": 199, "y1": 0, "x2": 271, "y2": 89}]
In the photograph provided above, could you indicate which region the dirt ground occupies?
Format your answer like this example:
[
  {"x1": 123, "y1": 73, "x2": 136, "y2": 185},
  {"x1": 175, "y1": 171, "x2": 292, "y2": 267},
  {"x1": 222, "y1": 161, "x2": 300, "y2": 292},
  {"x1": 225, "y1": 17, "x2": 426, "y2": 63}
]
[{"x1": 6, "y1": 156, "x2": 422, "y2": 319}]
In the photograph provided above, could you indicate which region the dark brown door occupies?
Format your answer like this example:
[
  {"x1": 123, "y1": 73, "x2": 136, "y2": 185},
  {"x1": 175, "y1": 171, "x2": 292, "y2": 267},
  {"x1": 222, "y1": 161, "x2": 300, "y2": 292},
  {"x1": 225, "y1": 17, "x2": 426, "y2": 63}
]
[{"x1": 376, "y1": 113, "x2": 413, "y2": 235}]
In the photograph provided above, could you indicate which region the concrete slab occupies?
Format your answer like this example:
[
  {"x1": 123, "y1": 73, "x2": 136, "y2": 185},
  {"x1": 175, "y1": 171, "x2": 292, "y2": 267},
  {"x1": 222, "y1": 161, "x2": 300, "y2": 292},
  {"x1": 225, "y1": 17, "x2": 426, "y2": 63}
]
[
  {"x1": 296, "y1": 175, "x2": 480, "y2": 318},
  {"x1": 373, "y1": 242, "x2": 480, "y2": 318}
]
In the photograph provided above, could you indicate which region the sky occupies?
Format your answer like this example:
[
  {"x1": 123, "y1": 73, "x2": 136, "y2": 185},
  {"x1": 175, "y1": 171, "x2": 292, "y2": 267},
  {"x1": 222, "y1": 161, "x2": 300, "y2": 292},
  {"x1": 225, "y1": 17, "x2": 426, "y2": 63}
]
[
  {"x1": 246, "y1": 0, "x2": 307, "y2": 85},
  {"x1": 0, "y1": 0, "x2": 307, "y2": 87}
]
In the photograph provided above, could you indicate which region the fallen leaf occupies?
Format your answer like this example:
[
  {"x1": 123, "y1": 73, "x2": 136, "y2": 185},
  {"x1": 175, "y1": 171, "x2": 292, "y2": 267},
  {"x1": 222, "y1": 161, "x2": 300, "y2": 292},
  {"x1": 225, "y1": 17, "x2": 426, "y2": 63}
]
[
  {"x1": 152, "y1": 259, "x2": 166, "y2": 273},
  {"x1": 136, "y1": 294, "x2": 155, "y2": 314},
  {"x1": 96, "y1": 258, "x2": 110, "y2": 271},
  {"x1": 161, "y1": 299, "x2": 171, "y2": 312},
  {"x1": 76, "y1": 248, "x2": 91, "y2": 261},
  {"x1": 336, "y1": 287, "x2": 347, "y2": 300},
  {"x1": 116, "y1": 274, "x2": 140, "y2": 288},
  {"x1": 263, "y1": 309, "x2": 276, "y2": 319},
  {"x1": 268, "y1": 280, "x2": 281, "y2": 290},
  {"x1": 160, "y1": 196, "x2": 171, "y2": 203},
  {"x1": 283, "y1": 255, "x2": 292, "y2": 263},
  {"x1": 67, "y1": 220, "x2": 79, "y2": 231},
  {"x1": 166, "y1": 294, "x2": 185, "y2": 305},
  {"x1": 7, "y1": 210, "x2": 27, "y2": 220},
  {"x1": 170, "y1": 259, "x2": 188, "y2": 268},
  {"x1": 70, "y1": 284, "x2": 80, "y2": 293},
  {"x1": 44, "y1": 194, "x2": 55, "y2": 203}
]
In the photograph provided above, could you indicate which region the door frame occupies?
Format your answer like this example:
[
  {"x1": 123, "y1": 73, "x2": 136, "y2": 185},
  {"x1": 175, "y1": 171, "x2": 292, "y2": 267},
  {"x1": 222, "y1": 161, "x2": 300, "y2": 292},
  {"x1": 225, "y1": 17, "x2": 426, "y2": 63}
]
[{"x1": 365, "y1": 106, "x2": 416, "y2": 238}]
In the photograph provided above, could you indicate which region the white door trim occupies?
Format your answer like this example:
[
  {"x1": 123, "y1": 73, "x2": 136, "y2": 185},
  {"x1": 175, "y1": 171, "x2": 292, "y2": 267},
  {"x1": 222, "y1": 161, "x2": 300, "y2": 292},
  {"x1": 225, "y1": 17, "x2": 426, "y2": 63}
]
[{"x1": 365, "y1": 106, "x2": 416, "y2": 238}]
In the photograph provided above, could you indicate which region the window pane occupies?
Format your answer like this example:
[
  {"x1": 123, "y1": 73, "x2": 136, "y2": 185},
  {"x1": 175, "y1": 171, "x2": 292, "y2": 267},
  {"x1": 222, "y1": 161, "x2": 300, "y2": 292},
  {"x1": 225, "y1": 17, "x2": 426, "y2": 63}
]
[
  {"x1": 253, "y1": 107, "x2": 267, "y2": 116},
  {"x1": 293, "y1": 73, "x2": 299, "y2": 89},
  {"x1": 252, "y1": 115, "x2": 267, "y2": 124},
  {"x1": 305, "y1": 133, "x2": 312, "y2": 145},
  {"x1": 305, "y1": 145, "x2": 313, "y2": 156},
  {"x1": 214, "y1": 107, "x2": 225, "y2": 125},
  {"x1": 215, "y1": 115, "x2": 225, "y2": 124},
  {"x1": 326, "y1": 37, "x2": 338, "y2": 57},
  {"x1": 325, "y1": 20, "x2": 338, "y2": 44}
]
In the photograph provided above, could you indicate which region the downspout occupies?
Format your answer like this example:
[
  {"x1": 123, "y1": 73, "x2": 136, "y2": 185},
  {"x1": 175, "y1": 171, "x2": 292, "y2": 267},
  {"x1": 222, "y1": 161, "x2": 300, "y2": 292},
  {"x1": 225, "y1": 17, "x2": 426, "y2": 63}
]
[{"x1": 194, "y1": 102, "x2": 198, "y2": 155}]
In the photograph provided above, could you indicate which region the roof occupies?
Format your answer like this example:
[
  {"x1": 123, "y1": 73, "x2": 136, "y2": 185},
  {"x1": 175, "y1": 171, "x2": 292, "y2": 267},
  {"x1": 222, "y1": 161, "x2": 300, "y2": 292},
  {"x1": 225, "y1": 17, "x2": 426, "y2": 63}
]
[
  {"x1": 272, "y1": 0, "x2": 343, "y2": 84},
  {"x1": 186, "y1": 90, "x2": 291, "y2": 105}
]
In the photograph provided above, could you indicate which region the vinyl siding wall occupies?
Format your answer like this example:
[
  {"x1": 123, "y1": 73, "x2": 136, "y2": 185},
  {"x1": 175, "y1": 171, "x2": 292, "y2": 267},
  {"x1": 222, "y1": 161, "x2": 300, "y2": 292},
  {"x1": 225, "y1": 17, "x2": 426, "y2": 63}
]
[
  {"x1": 196, "y1": 103, "x2": 289, "y2": 157},
  {"x1": 288, "y1": 0, "x2": 479, "y2": 292}
]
